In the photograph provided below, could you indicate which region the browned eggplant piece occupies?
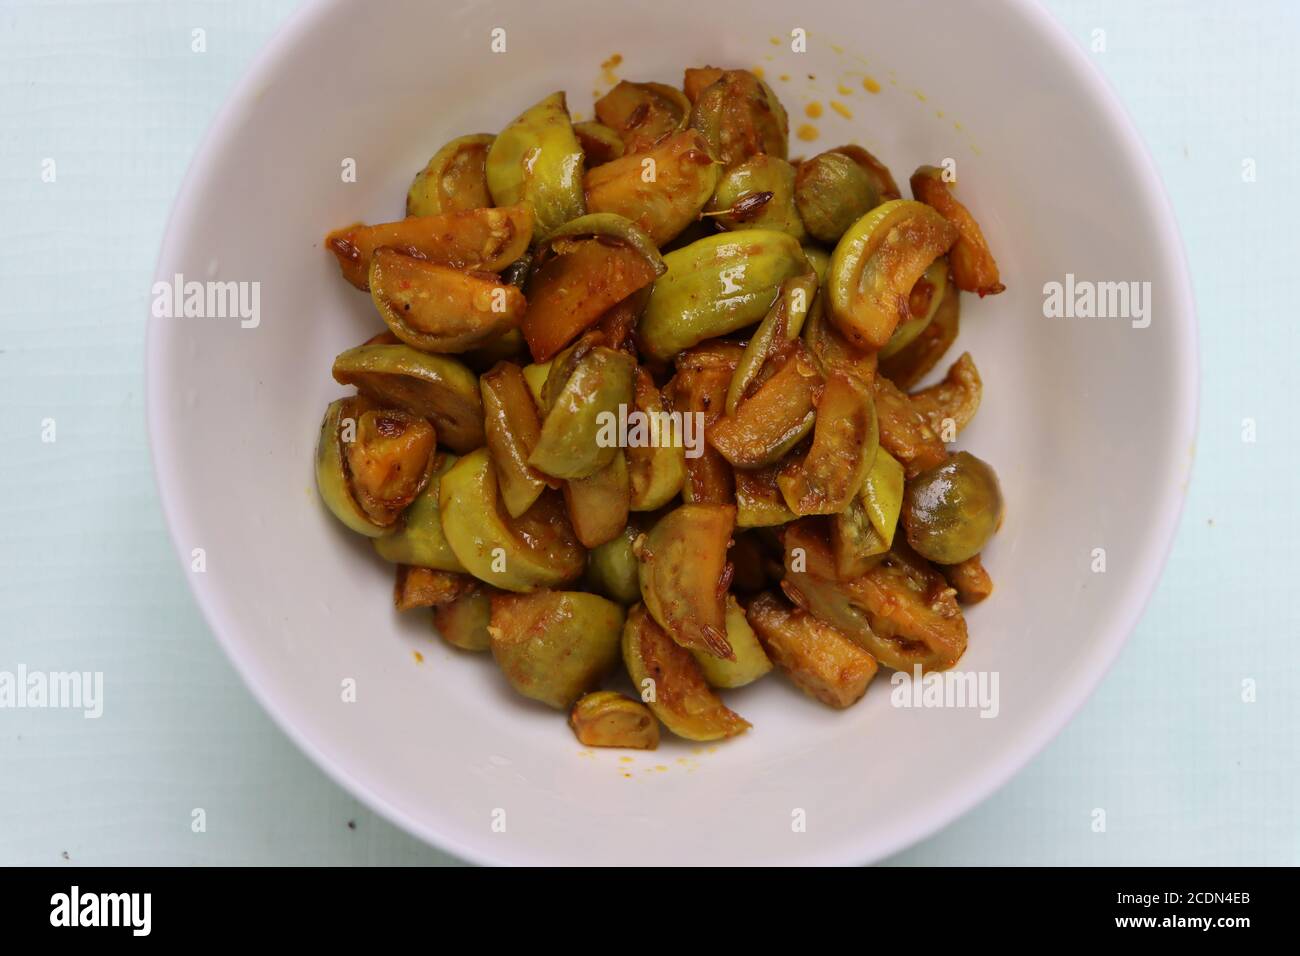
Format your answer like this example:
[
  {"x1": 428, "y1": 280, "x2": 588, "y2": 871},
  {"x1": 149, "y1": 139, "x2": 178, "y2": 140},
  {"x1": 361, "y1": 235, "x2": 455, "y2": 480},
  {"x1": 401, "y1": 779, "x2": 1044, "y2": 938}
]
[
  {"x1": 877, "y1": 275, "x2": 960, "y2": 390},
  {"x1": 873, "y1": 373, "x2": 948, "y2": 478},
  {"x1": 689, "y1": 69, "x2": 788, "y2": 167},
  {"x1": 393, "y1": 566, "x2": 474, "y2": 611},
  {"x1": 406, "y1": 133, "x2": 495, "y2": 216},
  {"x1": 584, "y1": 130, "x2": 721, "y2": 248},
  {"x1": 569, "y1": 691, "x2": 660, "y2": 749},
  {"x1": 370, "y1": 249, "x2": 525, "y2": 354},
  {"x1": 594, "y1": 80, "x2": 692, "y2": 154},
  {"x1": 522, "y1": 214, "x2": 664, "y2": 362},
  {"x1": 480, "y1": 361, "x2": 550, "y2": 518},
  {"x1": 433, "y1": 583, "x2": 498, "y2": 651},
  {"x1": 489, "y1": 591, "x2": 625, "y2": 709},
  {"x1": 626, "y1": 367, "x2": 686, "y2": 511},
  {"x1": 332, "y1": 343, "x2": 485, "y2": 453},
  {"x1": 939, "y1": 554, "x2": 994, "y2": 605},
  {"x1": 664, "y1": 341, "x2": 742, "y2": 504},
  {"x1": 826, "y1": 200, "x2": 957, "y2": 351},
  {"x1": 908, "y1": 352, "x2": 982, "y2": 439},
  {"x1": 910, "y1": 165, "x2": 1005, "y2": 296},
  {"x1": 781, "y1": 521, "x2": 967, "y2": 672},
  {"x1": 563, "y1": 451, "x2": 631, "y2": 548},
  {"x1": 635, "y1": 502, "x2": 736, "y2": 660},
  {"x1": 707, "y1": 345, "x2": 822, "y2": 469},
  {"x1": 802, "y1": 292, "x2": 877, "y2": 387},
  {"x1": 621, "y1": 604, "x2": 750, "y2": 741},
  {"x1": 747, "y1": 591, "x2": 878, "y2": 708},
  {"x1": 777, "y1": 372, "x2": 878, "y2": 515},
  {"x1": 735, "y1": 464, "x2": 797, "y2": 528},
  {"x1": 316, "y1": 398, "x2": 438, "y2": 533},
  {"x1": 325, "y1": 204, "x2": 533, "y2": 290}
]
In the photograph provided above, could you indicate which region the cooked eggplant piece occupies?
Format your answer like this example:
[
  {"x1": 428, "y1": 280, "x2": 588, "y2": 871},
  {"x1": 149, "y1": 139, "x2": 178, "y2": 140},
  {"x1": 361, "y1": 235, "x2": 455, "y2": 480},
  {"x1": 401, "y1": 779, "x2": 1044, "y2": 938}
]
[
  {"x1": 433, "y1": 582, "x2": 497, "y2": 651},
  {"x1": 463, "y1": 327, "x2": 530, "y2": 374},
  {"x1": 639, "y1": 230, "x2": 809, "y2": 361},
  {"x1": 480, "y1": 361, "x2": 549, "y2": 518},
  {"x1": 584, "y1": 520, "x2": 643, "y2": 605},
  {"x1": 707, "y1": 154, "x2": 806, "y2": 239},
  {"x1": 343, "y1": 406, "x2": 436, "y2": 526},
  {"x1": 781, "y1": 521, "x2": 966, "y2": 672},
  {"x1": 910, "y1": 165, "x2": 1004, "y2": 296},
  {"x1": 830, "y1": 145, "x2": 901, "y2": 200},
  {"x1": 878, "y1": 275, "x2": 960, "y2": 390},
  {"x1": 691, "y1": 596, "x2": 772, "y2": 688},
  {"x1": 830, "y1": 445, "x2": 904, "y2": 578},
  {"x1": 802, "y1": 244, "x2": 831, "y2": 285},
  {"x1": 529, "y1": 345, "x2": 636, "y2": 479},
  {"x1": 406, "y1": 133, "x2": 495, "y2": 216},
  {"x1": 665, "y1": 342, "x2": 741, "y2": 504},
  {"x1": 747, "y1": 591, "x2": 878, "y2": 708},
  {"x1": 486, "y1": 91, "x2": 586, "y2": 239},
  {"x1": 627, "y1": 367, "x2": 686, "y2": 511},
  {"x1": 873, "y1": 373, "x2": 948, "y2": 478},
  {"x1": 908, "y1": 352, "x2": 982, "y2": 438},
  {"x1": 901, "y1": 451, "x2": 1003, "y2": 565},
  {"x1": 332, "y1": 342, "x2": 485, "y2": 453},
  {"x1": 802, "y1": 292, "x2": 877, "y2": 387},
  {"x1": 573, "y1": 121, "x2": 625, "y2": 167},
  {"x1": 563, "y1": 451, "x2": 631, "y2": 548},
  {"x1": 879, "y1": 258, "x2": 949, "y2": 360},
  {"x1": 708, "y1": 345, "x2": 821, "y2": 468},
  {"x1": 689, "y1": 69, "x2": 788, "y2": 167},
  {"x1": 726, "y1": 272, "x2": 817, "y2": 414},
  {"x1": 394, "y1": 566, "x2": 474, "y2": 611},
  {"x1": 682, "y1": 66, "x2": 725, "y2": 104},
  {"x1": 584, "y1": 130, "x2": 720, "y2": 248},
  {"x1": 369, "y1": 249, "x2": 525, "y2": 354},
  {"x1": 373, "y1": 452, "x2": 466, "y2": 571},
  {"x1": 569, "y1": 691, "x2": 660, "y2": 749},
  {"x1": 795, "y1": 150, "x2": 879, "y2": 245},
  {"x1": 938, "y1": 553, "x2": 994, "y2": 605},
  {"x1": 777, "y1": 372, "x2": 878, "y2": 515},
  {"x1": 489, "y1": 590, "x2": 624, "y2": 709},
  {"x1": 635, "y1": 502, "x2": 736, "y2": 659},
  {"x1": 521, "y1": 359, "x2": 553, "y2": 406},
  {"x1": 594, "y1": 80, "x2": 692, "y2": 154},
  {"x1": 438, "y1": 448, "x2": 586, "y2": 592},
  {"x1": 735, "y1": 464, "x2": 797, "y2": 528},
  {"x1": 621, "y1": 604, "x2": 750, "y2": 741},
  {"x1": 325, "y1": 204, "x2": 533, "y2": 289},
  {"x1": 826, "y1": 199, "x2": 957, "y2": 350},
  {"x1": 315, "y1": 396, "x2": 436, "y2": 536},
  {"x1": 522, "y1": 213, "x2": 665, "y2": 362}
]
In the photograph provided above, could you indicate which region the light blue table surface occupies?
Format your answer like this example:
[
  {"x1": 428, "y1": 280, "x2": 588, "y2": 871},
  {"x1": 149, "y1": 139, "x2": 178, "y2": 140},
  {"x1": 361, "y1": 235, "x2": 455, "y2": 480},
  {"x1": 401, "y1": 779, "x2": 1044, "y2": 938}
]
[{"x1": 1, "y1": 0, "x2": 1296, "y2": 866}]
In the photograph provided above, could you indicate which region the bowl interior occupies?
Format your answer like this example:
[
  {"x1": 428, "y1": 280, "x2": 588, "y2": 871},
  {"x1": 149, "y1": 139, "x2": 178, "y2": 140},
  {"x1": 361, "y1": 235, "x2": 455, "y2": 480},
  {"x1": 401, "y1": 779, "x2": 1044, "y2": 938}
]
[{"x1": 148, "y1": 0, "x2": 1195, "y2": 864}]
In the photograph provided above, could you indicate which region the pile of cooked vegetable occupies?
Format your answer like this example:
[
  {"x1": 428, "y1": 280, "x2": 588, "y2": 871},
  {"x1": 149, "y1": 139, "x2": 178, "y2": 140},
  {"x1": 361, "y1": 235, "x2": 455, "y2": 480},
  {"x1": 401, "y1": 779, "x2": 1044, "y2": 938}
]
[{"x1": 315, "y1": 67, "x2": 1005, "y2": 749}]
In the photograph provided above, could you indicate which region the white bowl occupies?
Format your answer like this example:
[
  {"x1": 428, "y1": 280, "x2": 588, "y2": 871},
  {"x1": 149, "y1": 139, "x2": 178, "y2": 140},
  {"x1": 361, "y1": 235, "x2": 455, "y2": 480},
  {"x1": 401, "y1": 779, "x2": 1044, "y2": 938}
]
[{"x1": 147, "y1": 0, "x2": 1197, "y2": 865}]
